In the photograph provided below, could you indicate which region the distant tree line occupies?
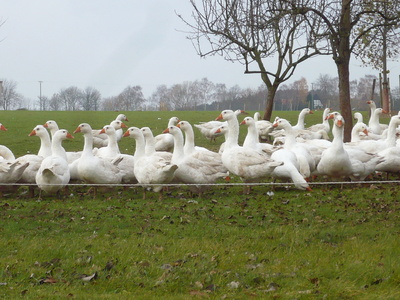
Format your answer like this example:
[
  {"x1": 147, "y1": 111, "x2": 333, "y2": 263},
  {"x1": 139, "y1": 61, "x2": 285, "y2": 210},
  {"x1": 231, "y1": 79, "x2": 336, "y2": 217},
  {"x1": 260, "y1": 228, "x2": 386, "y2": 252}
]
[{"x1": 1, "y1": 74, "x2": 399, "y2": 112}]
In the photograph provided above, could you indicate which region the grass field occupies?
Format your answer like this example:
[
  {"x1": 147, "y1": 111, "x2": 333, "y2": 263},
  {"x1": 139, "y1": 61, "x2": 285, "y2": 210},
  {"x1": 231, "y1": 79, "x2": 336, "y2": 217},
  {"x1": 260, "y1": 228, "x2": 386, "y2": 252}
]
[{"x1": 1, "y1": 110, "x2": 399, "y2": 299}]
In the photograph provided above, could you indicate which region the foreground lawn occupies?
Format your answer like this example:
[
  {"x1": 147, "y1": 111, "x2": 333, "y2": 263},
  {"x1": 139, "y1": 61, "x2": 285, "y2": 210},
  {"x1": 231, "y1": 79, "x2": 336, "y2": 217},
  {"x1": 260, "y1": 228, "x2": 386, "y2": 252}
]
[
  {"x1": 1, "y1": 182, "x2": 400, "y2": 299},
  {"x1": 0, "y1": 110, "x2": 398, "y2": 298}
]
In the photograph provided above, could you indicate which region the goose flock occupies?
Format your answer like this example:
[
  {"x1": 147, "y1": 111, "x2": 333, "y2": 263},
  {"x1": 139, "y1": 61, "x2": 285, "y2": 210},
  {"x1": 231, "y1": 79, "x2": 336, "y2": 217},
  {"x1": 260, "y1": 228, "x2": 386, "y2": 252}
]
[{"x1": 0, "y1": 102, "x2": 398, "y2": 198}]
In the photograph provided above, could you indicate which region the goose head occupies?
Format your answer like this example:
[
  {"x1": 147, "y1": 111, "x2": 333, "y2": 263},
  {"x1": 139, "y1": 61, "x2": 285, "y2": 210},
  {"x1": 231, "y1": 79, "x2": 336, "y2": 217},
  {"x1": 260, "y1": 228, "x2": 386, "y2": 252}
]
[
  {"x1": 53, "y1": 129, "x2": 74, "y2": 141},
  {"x1": 240, "y1": 117, "x2": 255, "y2": 126},
  {"x1": 123, "y1": 126, "x2": 142, "y2": 139},
  {"x1": 116, "y1": 114, "x2": 129, "y2": 122},
  {"x1": 73, "y1": 123, "x2": 92, "y2": 134},
  {"x1": 29, "y1": 125, "x2": 48, "y2": 137},
  {"x1": 110, "y1": 120, "x2": 127, "y2": 130},
  {"x1": 99, "y1": 125, "x2": 116, "y2": 136},
  {"x1": 216, "y1": 110, "x2": 236, "y2": 121}
]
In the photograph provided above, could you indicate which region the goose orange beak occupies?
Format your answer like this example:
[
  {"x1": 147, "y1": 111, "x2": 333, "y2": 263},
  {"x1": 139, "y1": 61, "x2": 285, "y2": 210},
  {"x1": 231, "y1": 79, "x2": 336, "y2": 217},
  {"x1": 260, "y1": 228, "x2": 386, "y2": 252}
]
[
  {"x1": 99, "y1": 128, "x2": 106, "y2": 134},
  {"x1": 123, "y1": 130, "x2": 130, "y2": 137},
  {"x1": 216, "y1": 114, "x2": 223, "y2": 121},
  {"x1": 240, "y1": 120, "x2": 246, "y2": 125},
  {"x1": 121, "y1": 122, "x2": 127, "y2": 128},
  {"x1": 0, "y1": 124, "x2": 7, "y2": 131},
  {"x1": 336, "y1": 119, "x2": 343, "y2": 127},
  {"x1": 73, "y1": 126, "x2": 81, "y2": 134},
  {"x1": 214, "y1": 128, "x2": 221, "y2": 134},
  {"x1": 163, "y1": 128, "x2": 170, "y2": 134},
  {"x1": 29, "y1": 130, "x2": 36, "y2": 136},
  {"x1": 66, "y1": 132, "x2": 74, "y2": 139},
  {"x1": 362, "y1": 129, "x2": 369, "y2": 136}
]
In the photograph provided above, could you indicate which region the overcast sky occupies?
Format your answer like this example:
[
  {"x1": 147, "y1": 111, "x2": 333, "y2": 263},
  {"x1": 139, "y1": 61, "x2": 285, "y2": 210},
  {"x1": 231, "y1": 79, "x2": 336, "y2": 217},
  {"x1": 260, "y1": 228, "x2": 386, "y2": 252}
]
[{"x1": 1, "y1": 0, "x2": 397, "y2": 103}]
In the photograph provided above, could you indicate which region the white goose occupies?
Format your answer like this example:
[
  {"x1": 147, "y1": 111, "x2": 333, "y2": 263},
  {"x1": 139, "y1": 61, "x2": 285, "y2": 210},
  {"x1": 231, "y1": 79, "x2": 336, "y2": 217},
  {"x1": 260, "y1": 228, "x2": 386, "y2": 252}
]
[
  {"x1": 16, "y1": 125, "x2": 52, "y2": 185},
  {"x1": 354, "y1": 112, "x2": 364, "y2": 124},
  {"x1": 375, "y1": 115, "x2": 400, "y2": 175},
  {"x1": 0, "y1": 145, "x2": 15, "y2": 161},
  {"x1": 154, "y1": 117, "x2": 179, "y2": 152},
  {"x1": 97, "y1": 125, "x2": 136, "y2": 184},
  {"x1": 272, "y1": 118, "x2": 317, "y2": 178},
  {"x1": 317, "y1": 115, "x2": 353, "y2": 180},
  {"x1": 253, "y1": 112, "x2": 274, "y2": 141},
  {"x1": 368, "y1": 107, "x2": 388, "y2": 135},
  {"x1": 44, "y1": 120, "x2": 81, "y2": 163},
  {"x1": 318, "y1": 114, "x2": 382, "y2": 181},
  {"x1": 195, "y1": 109, "x2": 246, "y2": 142},
  {"x1": 95, "y1": 120, "x2": 127, "y2": 158},
  {"x1": 92, "y1": 113, "x2": 129, "y2": 148},
  {"x1": 73, "y1": 123, "x2": 123, "y2": 184},
  {"x1": 215, "y1": 110, "x2": 282, "y2": 192},
  {"x1": 177, "y1": 120, "x2": 228, "y2": 169},
  {"x1": 292, "y1": 108, "x2": 313, "y2": 131},
  {"x1": 307, "y1": 107, "x2": 331, "y2": 134},
  {"x1": 141, "y1": 127, "x2": 173, "y2": 162},
  {"x1": 270, "y1": 148, "x2": 311, "y2": 190},
  {"x1": 345, "y1": 111, "x2": 399, "y2": 154},
  {"x1": 35, "y1": 129, "x2": 73, "y2": 194},
  {"x1": 240, "y1": 116, "x2": 276, "y2": 154},
  {"x1": 123, "y1": 127, "x2": 178, "y2": 199},
  {"x1": 350, "y1": 122, "x2": 369, "y2": 142},
  {"x1": 164, "y1": 125, "x2": 229, "y2": 194},
  {"x1": 0, "y1": 124, "x2": 28, "y2": 187}
]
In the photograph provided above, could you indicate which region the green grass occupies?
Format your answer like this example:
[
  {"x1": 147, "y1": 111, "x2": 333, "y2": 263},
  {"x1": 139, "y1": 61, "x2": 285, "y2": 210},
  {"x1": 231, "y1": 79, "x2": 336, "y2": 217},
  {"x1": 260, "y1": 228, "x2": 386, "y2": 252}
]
[{"x1": 0, "y1": 110, "x2": 398, "y2": 299}]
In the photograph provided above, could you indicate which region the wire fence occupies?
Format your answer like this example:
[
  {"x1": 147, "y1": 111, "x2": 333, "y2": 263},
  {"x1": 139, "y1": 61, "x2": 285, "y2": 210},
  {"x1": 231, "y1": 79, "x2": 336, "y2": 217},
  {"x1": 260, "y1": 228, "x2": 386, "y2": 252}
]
[{"x1": 1, "y1": 179, "x2": 399, "y2": 188}]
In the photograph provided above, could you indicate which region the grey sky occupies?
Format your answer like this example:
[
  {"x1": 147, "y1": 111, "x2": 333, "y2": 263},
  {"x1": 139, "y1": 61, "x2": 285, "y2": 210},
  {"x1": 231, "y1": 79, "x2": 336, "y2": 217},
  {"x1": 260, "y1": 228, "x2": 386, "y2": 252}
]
[{"x1": 0, "y1": 0, "x2": 394, "y2": 103}]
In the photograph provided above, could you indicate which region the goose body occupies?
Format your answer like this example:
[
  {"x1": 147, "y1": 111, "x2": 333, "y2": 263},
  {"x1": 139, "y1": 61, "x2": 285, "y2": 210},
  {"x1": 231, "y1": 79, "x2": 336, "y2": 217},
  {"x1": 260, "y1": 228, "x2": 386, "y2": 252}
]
[
  {"x1": 35, "y1": 129, "x2": 73, "y2": 194},
  {"x1": 216, "y1": 110, "x2": 282, "y2": 183},
  {"x1": 195, "y1": 109, "x2": 246, "y2": 142},
  {"x1": 123, "y1": 127, "x2": 177, "y2": 193},
  {"x1": 272, "y1": 118, "x2": 317, "y2": 178},
  {"x1": 16, "y1": 125, "x2": 52, "y2": 184},
  {"x1": 95, "y1": 120, "x2": 127, "y2": 158},
  {"x1": 240, "y1": 116, "x2": 276, "y2": 154},
  {"x1": 253, "y1": 112, "x2": 274, "y2": 141},
  {"x1": 91, "y1": 114, "x2": 129, "y2": 148},
  {"x1": 44, "y1": 120, "x2": 81, "y2": 163},
  {"x1": 97, "y1": 124, "x2": 136, "y2": 183},
  {"x1": 164, "y1": 125, "x2": 228, "y2": 193},
  {"x1": 292, "y1": 108, "x2": 313, "y2": 131},
  {"x1": 74, "y1": 123, "x2": 123, "y2": 184},
  {"x1": 154, "y1": 117, "x2": 179, "y2": 152},
  {"x1": 307, "y1": 107, "x2": 331, "y2": 133}
]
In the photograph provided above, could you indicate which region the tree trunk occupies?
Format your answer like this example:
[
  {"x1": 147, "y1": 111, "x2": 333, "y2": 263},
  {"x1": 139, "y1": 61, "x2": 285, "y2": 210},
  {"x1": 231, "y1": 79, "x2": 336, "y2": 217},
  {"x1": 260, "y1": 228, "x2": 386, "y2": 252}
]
[
  {"x1": 263, "y1": 83, "x2": 279, "y2": 121},
  {"x1": 333, "y1": 0, "x2": 352, "y2": 142},
  {"x1": 336, "y1": 61, "x2": 353, "y2": 142}
]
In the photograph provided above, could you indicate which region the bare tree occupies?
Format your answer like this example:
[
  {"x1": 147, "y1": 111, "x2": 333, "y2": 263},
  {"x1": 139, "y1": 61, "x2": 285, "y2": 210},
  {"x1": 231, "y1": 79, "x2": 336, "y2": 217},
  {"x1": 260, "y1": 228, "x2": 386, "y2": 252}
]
[
  {"x1": 82, "y1": 86, "x2": 101, "y2": 111},
  {"x1": 0, "y1": 79, "x2": 23, "y2": 110},
  {"x1": 101, "y1": 96, "x2": 118, "y2": 111},
  {"x1": 168, "y1": 82, "x2": 200, "y2": 110},
  {"x1": 49, "y1": 93, "x2": 62, "y2": 111},
  {"x1": 286, "y1": 0, "x2": 400, "y2": 141},
  {"x1": 59, "y1": 86, "x2": 84, "y2": 111},
  {"x1": 195, "y1": 78, "x2": 215, "y2": 110},
  {"x1": 180, "y1": 0, "x2": 325, "y2": 120},
  {"x1": 314, "y1": 74, "x2": 339, "y2": 109},
  {"x1": 118, "y1": 85, "x2": 145, "y2": 111},
  {"x1": 148, "y1": 85, "x2": 171, "y2": 111}
]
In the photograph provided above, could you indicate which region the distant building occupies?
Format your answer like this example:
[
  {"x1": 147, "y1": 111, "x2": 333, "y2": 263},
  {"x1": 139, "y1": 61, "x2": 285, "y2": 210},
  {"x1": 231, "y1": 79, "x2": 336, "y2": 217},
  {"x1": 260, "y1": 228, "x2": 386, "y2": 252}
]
[{"x1": 313, "y1": 99, "x2": 323, "y2": 109}]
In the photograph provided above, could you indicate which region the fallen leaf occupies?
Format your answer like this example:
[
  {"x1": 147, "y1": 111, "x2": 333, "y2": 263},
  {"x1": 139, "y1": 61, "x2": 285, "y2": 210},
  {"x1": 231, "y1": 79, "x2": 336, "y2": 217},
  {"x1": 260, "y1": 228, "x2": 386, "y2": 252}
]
[{"x1": 80, "y1": 272, "x2": 97, "y2": 282}]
